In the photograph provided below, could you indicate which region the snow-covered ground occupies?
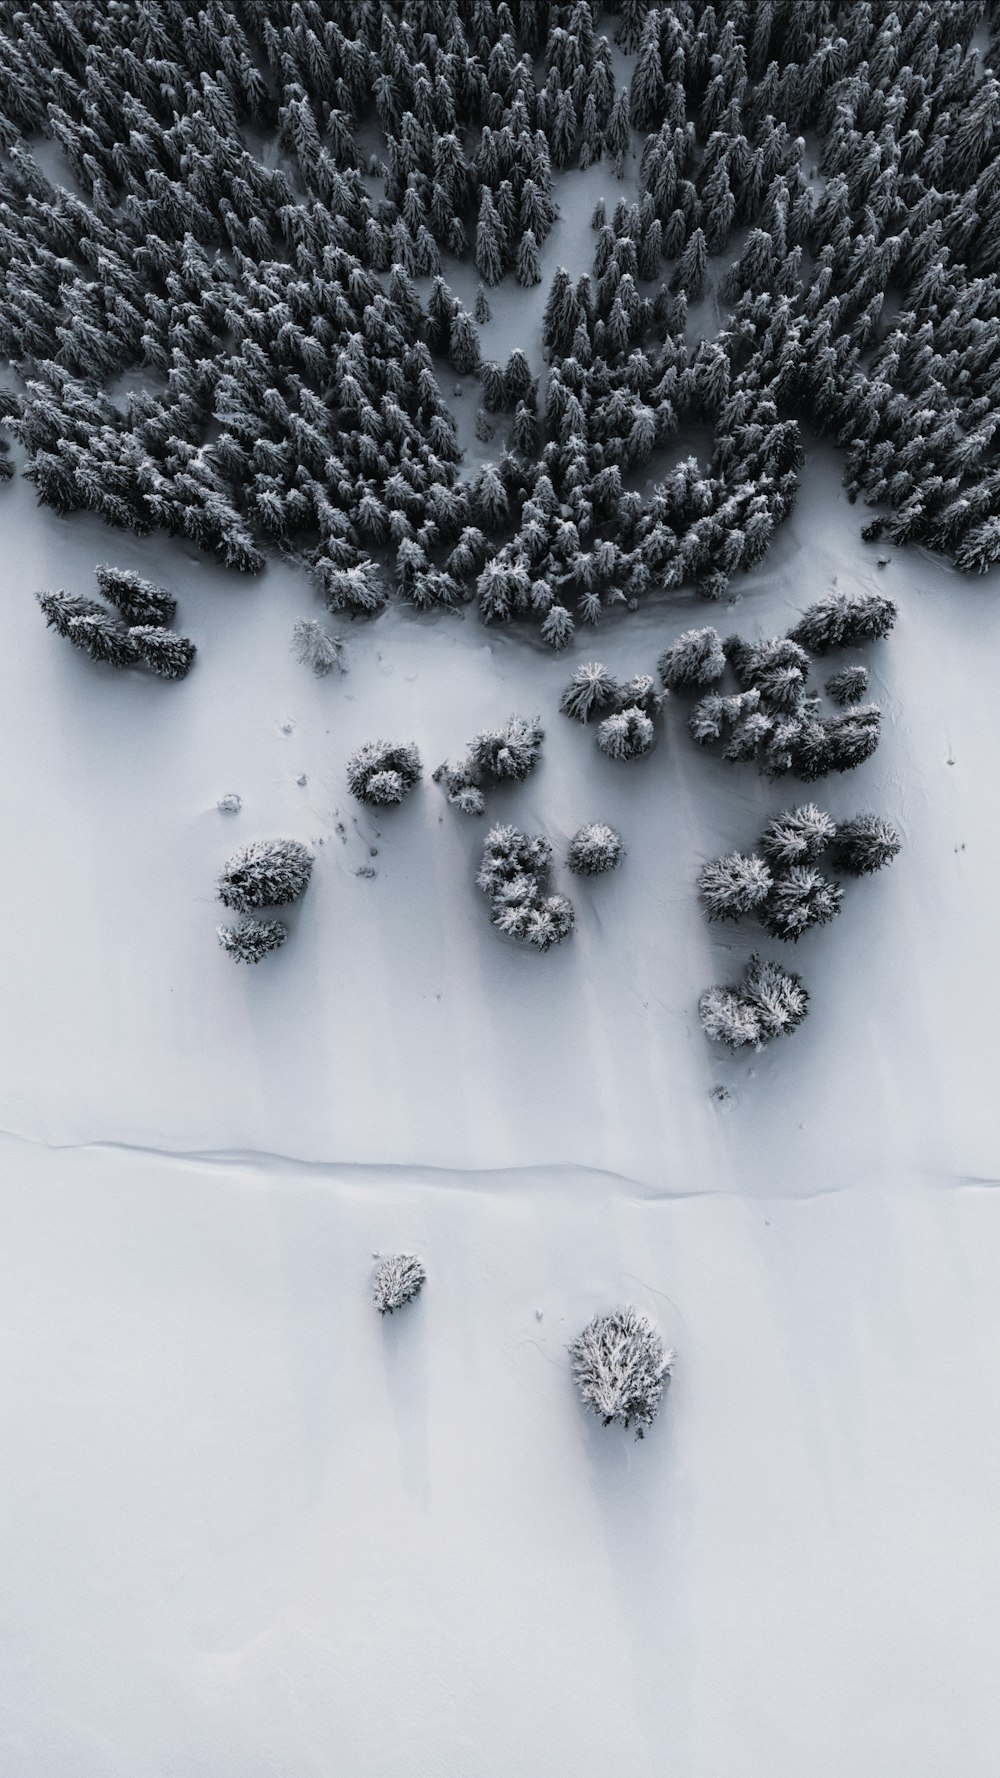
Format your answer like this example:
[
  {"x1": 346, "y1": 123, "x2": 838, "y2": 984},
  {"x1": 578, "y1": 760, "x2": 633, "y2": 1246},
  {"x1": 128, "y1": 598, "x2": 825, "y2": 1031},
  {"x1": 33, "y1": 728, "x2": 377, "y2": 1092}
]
[{"x1": 2, "y1": 447, "x2": 1000, "y2": 1775}]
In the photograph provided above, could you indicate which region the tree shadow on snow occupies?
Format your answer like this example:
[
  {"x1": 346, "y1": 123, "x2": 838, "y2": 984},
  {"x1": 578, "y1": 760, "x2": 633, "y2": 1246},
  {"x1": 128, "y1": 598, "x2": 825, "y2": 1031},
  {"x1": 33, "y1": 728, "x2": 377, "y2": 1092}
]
[{"x1": 380, "y1": 1298, "x2": 430, "y2": 1513}]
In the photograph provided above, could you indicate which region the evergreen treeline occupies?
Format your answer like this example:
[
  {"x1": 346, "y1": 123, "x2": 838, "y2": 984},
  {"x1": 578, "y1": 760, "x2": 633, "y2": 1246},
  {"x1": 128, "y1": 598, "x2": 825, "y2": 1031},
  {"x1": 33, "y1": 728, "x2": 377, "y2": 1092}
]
[{"x1": 0, "y1": 0, "x2": 998, "y2": 636}]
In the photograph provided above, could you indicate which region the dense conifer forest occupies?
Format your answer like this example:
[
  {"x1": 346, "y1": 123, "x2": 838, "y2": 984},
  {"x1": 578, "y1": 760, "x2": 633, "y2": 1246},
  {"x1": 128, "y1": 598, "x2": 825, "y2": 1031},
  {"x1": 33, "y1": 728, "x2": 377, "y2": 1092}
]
[{"x1": 2, "y1": 0, "x2": 1000, "y2": 641}]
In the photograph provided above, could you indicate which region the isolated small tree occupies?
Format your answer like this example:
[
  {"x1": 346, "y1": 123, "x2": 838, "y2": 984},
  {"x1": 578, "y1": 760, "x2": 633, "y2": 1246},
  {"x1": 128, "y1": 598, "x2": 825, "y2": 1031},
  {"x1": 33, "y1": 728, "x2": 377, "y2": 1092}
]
[
  {"x1": 94, "y1": 564, "x2": 177, "y2": 626},
  {"x1": 347, "y1": 740, "x2": 422, "y2": 804},
  {"x1": 559, "y1": 661, "x2": 622, "y2": 722},
  {"x1": 596, "y1": 705, "x2": 655, "y2": 760},
  {"x1": 829, "y1": 814, "x2": 902, "y2": 875},
  {"x1": 825, "y1": 664, "x2": 869, "y2": 705},
  {"x1": 570, "y1": 1307, "x2": 674, "y2": 1437},
  {"x1": 567, "y1": 822, "x2": 624, "y2": 874},
  {"x1": 759, "y1": 804, "x2": 837, "y2": 867},
  {"x1": 541, "y1": 604, "x2": 575, "y2": 650},
  {"x1": 291, "y1": 617, "x2": 346, "y2": 676},
  {"x1": 129, "y1": 625, "x2": 197, "y2": 679},
  {"x1": 758, "y1": 867, "x2": 844, "y2": 940},
  {"x1": 659, "y1": 626, "x2": 726, "y2": 689},
  {"x1": 217, "y1": 838, "x2": 314, "y2": 912},
  {"x1": 698, "y1": 852, "x2": 773, "y2": 920},
  {"x1": 216, "y1": 918, "x2": 288, "y2": 963},
  {"x1": 789, "y1": 590, "x2": 897, "y2": 653},
  {"x1": 373, "y1": 1253, "x2": 426, "y2": 1314}
]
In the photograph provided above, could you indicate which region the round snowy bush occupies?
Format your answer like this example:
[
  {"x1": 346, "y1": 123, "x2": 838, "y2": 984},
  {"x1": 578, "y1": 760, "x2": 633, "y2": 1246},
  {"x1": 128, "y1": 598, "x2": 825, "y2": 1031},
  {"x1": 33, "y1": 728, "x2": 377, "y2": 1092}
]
[
  {"x1": 570, "y1": 1307, "x2": 674, "y2": 1438},
  {"x1": 567, "y1": 823, "x2": 624, "y2": 875},
  {"x1": 347, "y1": 740, "x2": 422, "y2": 805},
  {"x1": 373, "y1": 1253, "x2": 426, "y2": 1315},
  {"x1": 217, "y1": 838, "x2": 314, "y2": 912},
  {"x1": 829, "y1": 814, "x2": 902, "y2": 875},
  {"x1": 658, "y1": 626, "x2": 726, "y2": 690},
  {"x1": 216, "y1": 918, "x2": 288, "y2": 964},
  {"x1": 596, "y1": 705, "x2": 655, "y2": 761}
]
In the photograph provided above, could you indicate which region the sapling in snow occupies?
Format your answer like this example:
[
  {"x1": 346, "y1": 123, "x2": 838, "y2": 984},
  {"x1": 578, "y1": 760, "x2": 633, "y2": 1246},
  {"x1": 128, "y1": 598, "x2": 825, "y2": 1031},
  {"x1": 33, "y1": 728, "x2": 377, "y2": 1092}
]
[
  {"x1": 829, "y1": 814, "x2": 902, "y2": 875},
  {"x1": 291, "y1": 617, "x2": 346, "y2": 676},
  {"x1": 567, "y1": 823, "x2": 624, "y2": 875},
  {"x1": 217, "y1": 918, "x2": 288, "y2": 963},
  {"x1": 788, "y1": 590, "x2": 897, "y2": 653},
  {"x1": 347, "y1": 740, "x2": 422, "y2": 805},
  {"x1": 217, "y1": 838, "x2": 314, "y2": 912},
  {"x1": 373, "y1": 1253, "x2": 426, "y2": 1315},
  {"x1": 570, "y1": 1307, "x2": 674, "y2": 1437}
]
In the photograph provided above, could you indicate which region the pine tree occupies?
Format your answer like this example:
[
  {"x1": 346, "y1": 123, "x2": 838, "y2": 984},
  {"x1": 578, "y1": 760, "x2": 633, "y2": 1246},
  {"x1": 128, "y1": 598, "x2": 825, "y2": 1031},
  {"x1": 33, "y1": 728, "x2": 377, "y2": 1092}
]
[
  {"x1": 516, "y1": 226, "x2": 542, "y2": 286},
  {"x1": 448, "y1": 307, "x2": 481, "y2": 376},
  {"x1": 291, "y1": 617, "x2": 346, "y2": 676},
  {"x1": 567, "y1": 822, "x2": 624, "y2": 874},
  {"x1": 217, "y1": 918, "x2": 288, "y2": 963},
  {"x1": 36, "y1": 589, "x2": 107, "y2": 637},
  {"x1": 700, "y1": 953, "x2": 810, "y2": 1049},
  {"x1": 373, "y1": 1253, "x2": 426, "y2": 1314},
  {"x1": 825, "y1": 664, "x2": 869, "y2": 705},
  {"x1": 758, "y1": 867, "x2": 843, "y2": 941},
  {"x1": 475, "y1": 188, "x2": 506, "y2": 286},
  {"x1": 698, "y1": 852, "x2": 773, "y2": 920},
  {"x1": 674, "y1": 226, "x2": 708, "y2": 300},
  {"x1": 788, "y1": 591, "x2": 897, "y2": 653},
  {"x1": 560, "y1": 661, "x2": 622, "y2": 721},
  {"x1": 466, "y1": 714, "x2": 544, "y2": 783},
  {"x1": 65, "y1": 611, "x2": 140, "y2": 668},
  {"x1": 659, "y1": 626, "x2": 727, "y2": 689},
  {"x1": 570, "y1": 1307, "x2": 673, "y2": 1437},
  {"x1": 759, "y1": 804, "x2": 836, "y2": 867},
  {"x1": 829, "y1": 814, "x2": 901, "y2": 875},
  {"x1": 596, "y1": 705, "x2": 655, "y2": 760},
  {"x1": 217, "y1": 839, "x2": 314, "y2": 912},
  {"x1": 94, "y1": 564, "x2": 176, "y2": 626},
  {"x1": 474, "y1": 285, "x2": 492, "y2": 324},
  {"x1": 346, "y1": 740, "x2": 422, "y2": 805},
  {"x1": 541, "y1": 603, "x2": 575, "y2": 649}
]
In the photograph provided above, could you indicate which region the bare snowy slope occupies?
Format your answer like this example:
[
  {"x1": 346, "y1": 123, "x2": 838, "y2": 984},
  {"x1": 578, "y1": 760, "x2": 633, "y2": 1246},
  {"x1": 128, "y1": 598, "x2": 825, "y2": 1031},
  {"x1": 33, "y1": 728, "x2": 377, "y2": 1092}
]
[{"x1": 2, "y1": 451, "x2": 1000, "y2": 1777}]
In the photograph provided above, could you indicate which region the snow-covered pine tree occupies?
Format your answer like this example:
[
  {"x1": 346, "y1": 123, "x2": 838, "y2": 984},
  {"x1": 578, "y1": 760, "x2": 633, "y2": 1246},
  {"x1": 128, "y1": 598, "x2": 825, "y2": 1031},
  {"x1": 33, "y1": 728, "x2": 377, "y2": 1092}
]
[
  {"x1": 373, "y1": 1253, "x2": 426, "y2": 1315},
  {"x1": 700, "y1": 953, "x2": 809, "y2": 1049},
  {"x1": 567, "y1": 822, "x2": 624, "y2": 875},
  {"x1": 217, "y1": 839, "x2": 314, "y2": 912},
  {"x1": 559, "y1": 660, "x2": 622, "y2": 721},
  {"x1": 758, "y1": 866, "x2": 844, "y2": 940},
  {"x1": 291, "y1": 616, "x2": 346, "y2": 676},
  {"x1": 467, "y1": 714, "x2": 544, "y2": 783},
  {"x1": 788, "y1": 590, "x2": 897, "y2": 653},
  {"x1": 829, "y1": 813, "x2": 902, "y2": 875},
  {"x1": 94, "y1": 564, "x2": 176, "y2": 626},
  {"x1": 216, "y1": 917, "x2": 288, "y2": 963},
  {"x1": 475, "y1": 188, "x2": 506, "y2": 286},
  {"x1": 596, "y1": 704, "x2": 655, "y2": 760},
  {"x1": 659, "y1": 626, "x2": 727, "y2": 689},
  {"x1": 541, "y1": 603, "x2": 575, "y2": 649},
  {"x1": 65, "y1": 611, "x2": 140, "y2": 668},
  {"x1": 346, "y1": 740, "x2": 422, "y2": 805},
  {"x1": 759, "y1": 804, "x2": 836, "y2": 866},
  {"x1": 36, "y1": 589, "x2": 108, "y2": 636},
  {"x1": 570, "y1": 1307, "x2": 674, "y2": 1437},
  {"x1": 825, "y1": 664, "x2": 869, "y2": 705},
  {"x1": 129, "y1": 625, "x2": 197, "y2": 678},
  {"x1": 698, "y1": 852, "x2": 773, "y2": 920}
]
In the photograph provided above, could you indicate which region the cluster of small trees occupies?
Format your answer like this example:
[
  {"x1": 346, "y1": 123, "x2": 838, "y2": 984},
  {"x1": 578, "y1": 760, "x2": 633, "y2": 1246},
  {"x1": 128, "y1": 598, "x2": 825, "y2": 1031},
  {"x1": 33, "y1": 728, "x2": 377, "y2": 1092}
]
[
  {"x1": 699, "y1": 803, "x2": 901, "y2": 942},
  {"x1": 434, "y1": 714, "x2": 544, "y2": 815},
  {"x1": 36, "y1": 566, "x2": 195, "y2": 678},
  {"x1": 700, "y1": 953, "x2": 811, "y2": 1051},
  {"x1": 477, "y1": 823, "x2": 575, "y2": 951},
  {"x1": 215, "y1": 836, "x2": 314, "y2": 963},
  {"x1": 681, "y1": 593, "x2": 895, "y2": 780},
  {"x1": 346, "y1": 739, "x2": 422, "y2": 806},
  {"x1": 559, "y1": 661, "x2": 664, "y2": 760},
  {"x1": 0, "y1": 0, "x2": 996, "y2": 639}
]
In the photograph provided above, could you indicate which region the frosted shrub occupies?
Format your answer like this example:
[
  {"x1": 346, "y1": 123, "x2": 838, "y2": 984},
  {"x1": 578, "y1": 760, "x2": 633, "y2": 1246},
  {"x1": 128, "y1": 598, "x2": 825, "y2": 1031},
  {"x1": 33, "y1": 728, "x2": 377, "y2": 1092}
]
[
  {"x1": 788, "y1": 590, "x2": 897, "y2": 654},
  {"x1": 658, "y1": 625, "x2": 726, "y2": 690},
  {"x1": 570, "y1": 1307, "x2": 674, "y2": 1437},
  {"x1": 698, "y1": 852, "x2": 772, "y2": 920},
  {"x1": 596, "y1": 705, "x2": 655, "y2": 760},
  {"x1": 559, "y1": 661, "x2": 621, "y2": 722},
  {"x1": 435, "y1": 716, "x2": 543, "y2": 814},
  {"x1": 825, "y1": 664, "x2": 869, "y2": 705},
  {"x1": 95, "y1": 564, "x2": 176, "y2": 626},
  {"x1": 217, "y1": 918, "x2": 288, "y2": 963},
  {"x1": 128, "y1": 625, "x2": 196, "y2": 679},
  {"x1": 830, "y1": 814, "x2": 902, "y2": 875},
  {"x1": 373, "y1": 1253, "x2": 426, "y2": 1315},
  {"x1": 217, "y1": 838, "x2": 314, "y2": 912},
  {"x1": 347, "y1": 740, "x2": 422, "y2": 804},
  {"x1": 700, "y1": 953, "x2": 810, "y2": 1050},
  {"x1": 758, "y1": 866, "x2": 843, "y2": 940},
  {"x1": 291, "y1": 616, "x2": 346, "y2": 676},
  {"x1": 567, "y1": 823, "x2": 624, "y2": 875},
  {"x1": 759, "y1": 804, "x2": 836, "y2": 867}
]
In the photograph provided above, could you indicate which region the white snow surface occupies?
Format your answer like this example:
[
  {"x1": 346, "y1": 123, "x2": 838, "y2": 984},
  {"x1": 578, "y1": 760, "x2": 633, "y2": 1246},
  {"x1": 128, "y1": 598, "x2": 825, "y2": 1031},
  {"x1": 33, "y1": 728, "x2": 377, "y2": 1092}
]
[{"x1": 3, "y1": 448, "x2": 1000, "y2": 1776}]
